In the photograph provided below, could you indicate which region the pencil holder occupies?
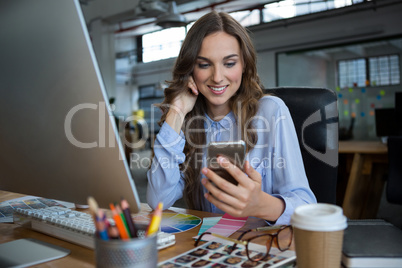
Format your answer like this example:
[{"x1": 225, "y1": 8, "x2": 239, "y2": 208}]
[{"x1": 95, "y1": 225, "x2": 157, "y2": 268}]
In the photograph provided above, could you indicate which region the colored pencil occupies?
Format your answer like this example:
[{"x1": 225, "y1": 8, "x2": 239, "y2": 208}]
[
  {"x1": 109, "y1": 203, "x2": 130, "y2": 240},
  {"x1": 121, "y1": 198, "x2": 138, "y2": 238},
  {"x1": 115, "y1": 204, "x2": 131, "y2": 238},
  {"x1": 146, "y1": 202, "x2": 163, "y2": 236}
]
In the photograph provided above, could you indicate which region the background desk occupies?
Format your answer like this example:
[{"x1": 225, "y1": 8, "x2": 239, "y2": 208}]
[
  {"x1": 339, "y1": 141, "x2": 388, "y2": 219},
  {"x1": 0, "y1": 190, "x2": 268, "y2": 267}
]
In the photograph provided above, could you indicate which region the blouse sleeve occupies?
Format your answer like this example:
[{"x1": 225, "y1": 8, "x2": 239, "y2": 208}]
[
  {"x1": 261, "y1": 97, "x2": 317, "y2": 225},
  {"x1": 146, "y1": 122, "x2": 186, "y2": 209}
]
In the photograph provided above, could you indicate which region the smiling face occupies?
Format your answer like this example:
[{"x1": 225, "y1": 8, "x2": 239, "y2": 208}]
[{"x1": 193, "y1": 31, "x2": 244, "y2": 119}]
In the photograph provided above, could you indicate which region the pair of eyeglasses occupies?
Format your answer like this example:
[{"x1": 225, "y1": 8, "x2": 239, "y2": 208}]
[{"x1": 194, "y1": 225, "x2": 293, "y2": 262}]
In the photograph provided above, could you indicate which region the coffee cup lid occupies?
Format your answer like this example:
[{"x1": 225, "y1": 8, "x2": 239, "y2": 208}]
[{"x1": 291, "y1": 203, "x2": 347, "y2": 232}]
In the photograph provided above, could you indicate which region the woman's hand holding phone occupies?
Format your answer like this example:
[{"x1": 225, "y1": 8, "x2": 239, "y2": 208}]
[
  {"x1": 207, "y1": 141, "x2": 246, "y2": 186},
  {"x1": 202, "y1": 157, "x2": 264, "y2": 217},
  {"x1": 201, "y1": 156, "x2": 285, "y2": 221}
]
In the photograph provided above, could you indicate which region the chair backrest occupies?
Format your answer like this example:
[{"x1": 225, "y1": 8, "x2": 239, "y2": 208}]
[
  {"x1": 386, "y1": 136, "x2": 402, "y2": 204},
  {"x1": 264, "y1": 87, "x2": 339, "y2": 204}
]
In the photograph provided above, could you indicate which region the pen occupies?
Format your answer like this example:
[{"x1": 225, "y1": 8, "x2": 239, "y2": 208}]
[
  {"x1": 121, "y1": 198, "x2": 138, "y2": 238},
  {"x1": 109, "y1": 203, "x2": 130, "y2": 240},
  {"x1": 146, "y1": 202, "x2": 163, "y2": 236}
]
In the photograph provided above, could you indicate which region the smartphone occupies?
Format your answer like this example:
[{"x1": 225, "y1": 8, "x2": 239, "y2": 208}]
[{"x1": 207, "y1": 140, "x2": 246, "y2": 185}]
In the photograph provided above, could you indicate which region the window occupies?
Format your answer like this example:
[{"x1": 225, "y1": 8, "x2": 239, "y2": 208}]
[
  {"x1": 338, "y1": 54, "x2": 400, "y2": 88},
  {"x1": 140, "y1": 9, "x2": 261, "y2": 63},
  {"x1": 142, "y1": 27, "x2": 186, "y2": 63},
  {"x1": 338, "y1": 58, "x2": 366, "y2": 88},
  {"x1": 369, "y1": 55, "x2": 400, "y2": 86},
  {"x1": 230, "y1": 10, "x2": 261, "y2": 27},
  {"x1": 263, "y1": 0, "x2": 364, "y2": 23},
  {"x1": 263, "y1": 0, "x2": 296, "y2": 21}
]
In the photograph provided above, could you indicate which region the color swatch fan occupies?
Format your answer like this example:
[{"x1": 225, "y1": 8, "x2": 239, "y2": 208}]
[{"x1": 134, "y1": 212, "x2": 201, "y2": 234}]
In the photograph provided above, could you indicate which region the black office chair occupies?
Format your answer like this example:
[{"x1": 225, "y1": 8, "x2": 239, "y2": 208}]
[
  {"x1": 264, "y1": 87, "x2": 339, "y2": 204},
  {"x1": 386, "y1": 136, "x2": 402, "y2": 204}
]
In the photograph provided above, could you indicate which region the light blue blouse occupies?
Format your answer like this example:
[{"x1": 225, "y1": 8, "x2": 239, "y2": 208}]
[{"x1": 147, "y1": 95, "x2": 317, "y2": 224}]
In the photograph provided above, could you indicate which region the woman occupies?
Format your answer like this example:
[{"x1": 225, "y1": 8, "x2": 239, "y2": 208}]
[{"x1": 147, "y1": 11, "x2": 316, "y2": 224}]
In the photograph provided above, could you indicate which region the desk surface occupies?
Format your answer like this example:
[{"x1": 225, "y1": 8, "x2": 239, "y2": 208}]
[
  {"x1": 0, "y1": 190, "x2": 270, "y2": 267},
  {"x1": 339, "y1": 140, "x2": 387, "y2": 154}
]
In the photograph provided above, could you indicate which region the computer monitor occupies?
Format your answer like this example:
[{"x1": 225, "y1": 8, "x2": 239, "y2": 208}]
[
  {"x1": 0, "y1": 0, "x2": 141, "y2": 212},
  {"x1": 375, "y1": 108, "x2": 398, "y2": 138},
  {"x1": 375, "y1": 92, "x2": 402, "y2": 138},
  {"x1": 396, "y1": 92, "x2": 402, "y2": 135}
]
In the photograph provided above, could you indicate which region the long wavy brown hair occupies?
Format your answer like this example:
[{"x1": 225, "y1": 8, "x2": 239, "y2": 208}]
[{"x1": 157, "y1": 11, "x2": 264, "y2": 210}]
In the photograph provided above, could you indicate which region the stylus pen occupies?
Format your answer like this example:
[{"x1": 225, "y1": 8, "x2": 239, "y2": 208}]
[
  {"x1": 109, "y1": 203, "x2": 130, "y2": 240},
  {"x1": 121, "y1": 198, "x2": 138, "y2": 238},
  {"x1": 146, "y1": 202, "x2": 163, "y2": 236}
]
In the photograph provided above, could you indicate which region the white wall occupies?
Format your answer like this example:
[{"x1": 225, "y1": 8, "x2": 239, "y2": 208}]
[{"x1": 277, "y1": 53, "x2": 328, "y2": 87}]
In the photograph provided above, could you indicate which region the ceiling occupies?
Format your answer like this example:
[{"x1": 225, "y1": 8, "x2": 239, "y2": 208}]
[
  {"x1": 141, "y1": 0, "x2": 275, "y2": 15},
  {"x1": 303, "y1": 38, "x2": 402, "y2": 60},
  {"x1": 172, "y1": 0, "x2": 273, "y2": 13},
  {"x1": 173, "y1": 0, "x2": 274, "y2": 21},
  {"x1": 104, "y1": 0, "x2": 276, "y2": 36}
]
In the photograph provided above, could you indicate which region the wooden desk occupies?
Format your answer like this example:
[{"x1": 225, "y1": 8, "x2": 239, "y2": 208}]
[
  {"x1": 0, "y1": 190, "x2": 269, "y2": 267},
  {"x1": 339, "y1": 141, "x2": 388, "y2": 219}
]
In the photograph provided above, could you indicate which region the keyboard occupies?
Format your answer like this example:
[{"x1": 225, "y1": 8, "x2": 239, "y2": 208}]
[{"x1": 13, "y1": 207, "x2": 175, "y2": 250}]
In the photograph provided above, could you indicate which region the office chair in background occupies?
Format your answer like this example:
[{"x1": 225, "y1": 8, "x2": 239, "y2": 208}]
[
  {"x1": 386, "y1": 136, "x2": 402, "y2": 205},
  {"x1": 264, "y1": 87, "x2": 339, "y2": 204}
]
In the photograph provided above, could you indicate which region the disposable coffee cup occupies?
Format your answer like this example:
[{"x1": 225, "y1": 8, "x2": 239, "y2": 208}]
[{"x1": 291, "y1": 203, "x2": 347, "y2": 268}]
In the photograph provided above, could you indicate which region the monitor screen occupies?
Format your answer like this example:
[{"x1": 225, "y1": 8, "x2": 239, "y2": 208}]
[
  {"x1": 396, "y1": 92, "x2": 402, "y2": 135},
  {"x1": 0, "y1": 0, "x2": 141, "y2": 211},
  {"x1": 375, "y1": 108, "x2": 398, "y2": 138}
]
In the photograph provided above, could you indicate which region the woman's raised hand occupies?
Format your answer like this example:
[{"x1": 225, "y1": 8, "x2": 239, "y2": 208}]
[
  {"x1": 165, "y1": 76, "x2": 199, "y2": 134},
  {"x1": 171, "y1": 76, "x2": 199, "y2": 116}
]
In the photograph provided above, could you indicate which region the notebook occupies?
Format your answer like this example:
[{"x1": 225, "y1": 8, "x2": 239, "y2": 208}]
[{"x1": 342, "y1": 219, "x2": 402, "y2": 268}]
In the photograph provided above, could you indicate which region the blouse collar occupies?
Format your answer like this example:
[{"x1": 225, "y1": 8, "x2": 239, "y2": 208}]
[{"x1": 204, "y1": 111, "x2": 236, "y2": 132}]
